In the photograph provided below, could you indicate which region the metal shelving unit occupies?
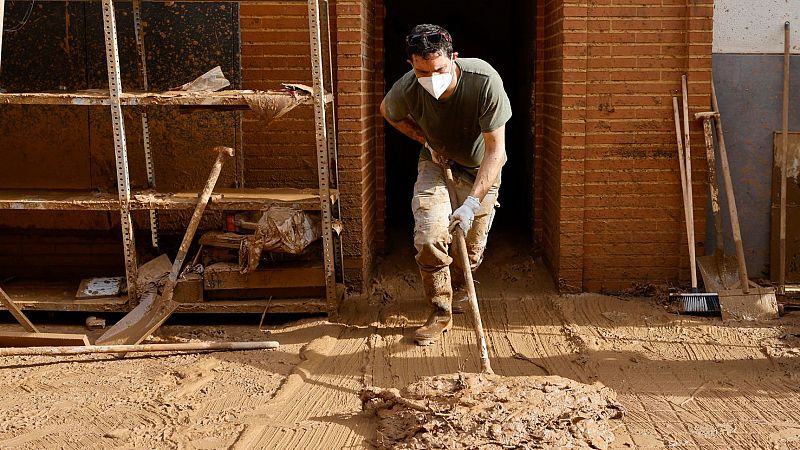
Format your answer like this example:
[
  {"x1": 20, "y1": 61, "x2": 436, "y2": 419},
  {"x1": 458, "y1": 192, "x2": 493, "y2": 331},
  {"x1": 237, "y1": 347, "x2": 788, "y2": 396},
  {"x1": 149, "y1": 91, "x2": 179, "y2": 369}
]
[{"x1": 0, "y1": 0, "x2": 343, "y2": 314}]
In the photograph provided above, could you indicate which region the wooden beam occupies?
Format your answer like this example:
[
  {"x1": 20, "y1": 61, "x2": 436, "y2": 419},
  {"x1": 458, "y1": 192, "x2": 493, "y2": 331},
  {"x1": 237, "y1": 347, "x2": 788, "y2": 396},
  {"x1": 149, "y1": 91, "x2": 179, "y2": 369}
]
[
  {"x1": 0, "y1": 287, "x2": 39, "y2": 333},
  {"x1": 0, "y1": 332, "x2": 89, "y2": 347},
  {"x1": 203, "y1": 263, "x2": 326, "y2": 290},
  {"x1": 0, "y1": 188, "x2": 337, "y2": 211}
]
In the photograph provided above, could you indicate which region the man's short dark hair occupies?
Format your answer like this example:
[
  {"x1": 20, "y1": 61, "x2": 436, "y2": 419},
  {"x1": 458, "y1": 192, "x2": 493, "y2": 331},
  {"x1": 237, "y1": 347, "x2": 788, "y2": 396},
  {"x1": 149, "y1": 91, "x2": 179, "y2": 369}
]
[{"x1": 405, "y1": 24, "x2": 454, "y2": 59}]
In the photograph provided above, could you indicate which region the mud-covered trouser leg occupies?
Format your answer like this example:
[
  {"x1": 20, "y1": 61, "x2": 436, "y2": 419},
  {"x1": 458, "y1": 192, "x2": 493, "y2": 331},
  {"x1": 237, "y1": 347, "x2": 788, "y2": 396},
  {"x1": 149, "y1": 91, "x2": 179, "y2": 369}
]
[{"x1": 412, "y1": 159, "x2": 500, "y2": 311}]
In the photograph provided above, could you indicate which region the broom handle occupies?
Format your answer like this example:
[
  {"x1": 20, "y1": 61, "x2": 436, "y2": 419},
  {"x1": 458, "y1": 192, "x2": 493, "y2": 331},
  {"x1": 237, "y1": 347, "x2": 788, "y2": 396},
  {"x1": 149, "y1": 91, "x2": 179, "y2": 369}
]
[
  {"x1": 711, "y1": 82, "x2": 750, "y2": 294},
  {"x1": 682, "y1": 76, "x2": 698, "y2": 290},
  {"x1": 673, "y1": 98, "x2": 693, "y2": 282}
]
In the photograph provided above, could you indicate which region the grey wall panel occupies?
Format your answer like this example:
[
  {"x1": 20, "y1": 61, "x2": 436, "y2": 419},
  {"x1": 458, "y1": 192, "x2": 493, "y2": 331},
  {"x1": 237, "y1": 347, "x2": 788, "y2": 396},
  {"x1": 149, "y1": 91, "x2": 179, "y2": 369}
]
[{"x1": 710, "y1": 53, "x2": 800, "y2": 277}]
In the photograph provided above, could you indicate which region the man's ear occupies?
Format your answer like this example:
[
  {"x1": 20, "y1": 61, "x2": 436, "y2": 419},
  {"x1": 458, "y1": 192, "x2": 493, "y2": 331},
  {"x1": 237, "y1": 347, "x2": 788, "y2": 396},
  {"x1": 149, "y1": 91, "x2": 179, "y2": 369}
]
[
  {"x1": 407, "y1": 59, "x2": 412, "y2": 65},
  {"x1": 452, "y1": 52, "x2": 459, "y2": 60}
]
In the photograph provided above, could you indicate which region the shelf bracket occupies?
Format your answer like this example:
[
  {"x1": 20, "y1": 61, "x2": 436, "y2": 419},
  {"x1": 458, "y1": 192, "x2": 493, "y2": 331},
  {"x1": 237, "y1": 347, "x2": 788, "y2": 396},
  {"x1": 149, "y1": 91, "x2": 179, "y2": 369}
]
[
  {"x1": 132, "y1": 0, "x2": 159, "y2": 250},
  {"x1": 101, "y1": 0, "x2": 138, "y2": 301},
  {"x1": 307, "y1": 0, "x2": 338, "y2": 314}
]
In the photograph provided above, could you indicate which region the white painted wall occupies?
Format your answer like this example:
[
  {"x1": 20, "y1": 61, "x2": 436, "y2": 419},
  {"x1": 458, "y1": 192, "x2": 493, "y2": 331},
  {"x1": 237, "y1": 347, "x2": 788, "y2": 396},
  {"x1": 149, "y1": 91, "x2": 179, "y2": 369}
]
[{"x1": 714, "y1": 0, "x2": 800, "y2": 54}]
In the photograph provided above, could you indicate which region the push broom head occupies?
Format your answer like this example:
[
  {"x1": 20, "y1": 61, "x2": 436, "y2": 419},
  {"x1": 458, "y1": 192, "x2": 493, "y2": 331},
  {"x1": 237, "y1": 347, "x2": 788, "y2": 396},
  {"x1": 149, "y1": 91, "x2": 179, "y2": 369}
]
[{"x1": 669, "y1": 289, "x2": 721, "y2": 313}]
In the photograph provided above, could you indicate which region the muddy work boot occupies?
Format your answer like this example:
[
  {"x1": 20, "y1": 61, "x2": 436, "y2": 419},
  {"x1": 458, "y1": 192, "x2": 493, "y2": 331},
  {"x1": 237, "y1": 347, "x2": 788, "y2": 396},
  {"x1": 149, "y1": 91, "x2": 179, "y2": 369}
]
[
  {"x1": 414, "y1": 308, "x2": 453, "y2": 346},
  {"x1": 451, "y1": 287, "x2": 470, "y2": 314}
]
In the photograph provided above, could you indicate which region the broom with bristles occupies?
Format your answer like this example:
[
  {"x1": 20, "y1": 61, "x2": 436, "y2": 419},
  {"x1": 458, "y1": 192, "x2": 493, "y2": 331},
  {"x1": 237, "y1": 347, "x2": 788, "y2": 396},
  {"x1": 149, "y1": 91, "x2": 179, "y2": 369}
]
[{"x1": 669, "y1": 76, "x2": 720, "y2": 313}]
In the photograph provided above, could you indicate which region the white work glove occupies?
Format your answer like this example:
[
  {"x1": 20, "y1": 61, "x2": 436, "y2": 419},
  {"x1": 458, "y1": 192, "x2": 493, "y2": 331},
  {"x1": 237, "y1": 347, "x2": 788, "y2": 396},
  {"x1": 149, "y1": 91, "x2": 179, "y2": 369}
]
[{"x1": 449, "y1": 196, "x2": 482, "y2": 234}]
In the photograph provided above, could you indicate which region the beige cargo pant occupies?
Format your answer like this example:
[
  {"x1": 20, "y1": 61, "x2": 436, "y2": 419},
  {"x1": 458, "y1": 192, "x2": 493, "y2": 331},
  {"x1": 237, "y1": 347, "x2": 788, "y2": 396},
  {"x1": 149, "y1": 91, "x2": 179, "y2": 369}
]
[{"x1": 411, "y1": 159, "x2": 500, "y2": 313}]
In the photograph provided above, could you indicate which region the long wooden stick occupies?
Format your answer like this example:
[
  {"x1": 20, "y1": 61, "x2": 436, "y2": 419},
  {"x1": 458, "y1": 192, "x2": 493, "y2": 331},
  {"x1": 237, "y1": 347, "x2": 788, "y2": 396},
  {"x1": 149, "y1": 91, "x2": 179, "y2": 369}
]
[
  {"x1": 0, "y1": 286, "x2": 39, "y2": 333},
  {"x1": 673, "y1": 97, "x2": 693, "y2": 278},
  {"x1": 711, "y1": 82, "x2": 750, "y2": 293},
  {"x1": 0, "y1": 341, "x2": 279, "y2": 357},
  {"x1": 440, "y1": 165, "x2": 493, "y2": 374},
  {"x1": 96, "y1": 146, "x2": 234, "y2": 346},
  {"x1": 682, "y1": 76, "x2": 698, "y2": 290},
  {"x1": 780, "y1": 22, "x2": 791, "y2": 296}
]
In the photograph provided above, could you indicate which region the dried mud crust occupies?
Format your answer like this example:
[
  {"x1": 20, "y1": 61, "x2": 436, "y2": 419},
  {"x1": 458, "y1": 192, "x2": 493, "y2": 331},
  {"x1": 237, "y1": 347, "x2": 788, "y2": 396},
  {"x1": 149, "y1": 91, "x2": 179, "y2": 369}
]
[{"x1": 360, "y1": 373, "x2": 624, "y2": 449}]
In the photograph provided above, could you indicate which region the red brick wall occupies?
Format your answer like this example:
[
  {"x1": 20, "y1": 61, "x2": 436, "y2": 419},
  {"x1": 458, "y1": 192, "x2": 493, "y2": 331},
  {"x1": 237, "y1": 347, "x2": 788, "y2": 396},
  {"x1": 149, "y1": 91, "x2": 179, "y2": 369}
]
[
  {"x1": 241, "y1": 0, "x2": 383, "y2": 291},
  {"x1": 334, "y1": 0, "x2": 384, "y2": 288},
  {"x1": 536, "y1": 0, "x2": 567, "y2": 286},
  {"x1": 536, "y1": 0, "x2": 714, "y2": 292}
]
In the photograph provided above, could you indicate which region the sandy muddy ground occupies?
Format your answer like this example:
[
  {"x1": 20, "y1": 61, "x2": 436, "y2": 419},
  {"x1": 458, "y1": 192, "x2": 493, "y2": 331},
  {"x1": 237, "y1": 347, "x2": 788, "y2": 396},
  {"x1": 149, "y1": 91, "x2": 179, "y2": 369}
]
[{"x1": 1, "y1": 238, "x2": 800, "y2": 449}]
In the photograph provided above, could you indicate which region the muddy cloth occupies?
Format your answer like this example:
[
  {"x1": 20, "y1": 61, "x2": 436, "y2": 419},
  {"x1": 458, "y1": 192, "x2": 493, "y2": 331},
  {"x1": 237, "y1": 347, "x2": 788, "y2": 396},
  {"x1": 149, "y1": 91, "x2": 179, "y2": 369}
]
[
  {"x1": 383, "y1": 58, "x2": 512, "y2": 179},
  {"x1": 361, "y1": 373, "x2": 624, "y2": 450},
  {"x1": 412, "y1": 159, "x2": 499, "y2": 311}
]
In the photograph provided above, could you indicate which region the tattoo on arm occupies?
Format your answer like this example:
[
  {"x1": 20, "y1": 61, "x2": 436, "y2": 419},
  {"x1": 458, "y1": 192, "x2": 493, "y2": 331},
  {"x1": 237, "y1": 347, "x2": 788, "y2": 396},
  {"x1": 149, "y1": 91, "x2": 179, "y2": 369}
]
[{"x1": 381, "y1": 98, "x2": 426, "y2": 145}]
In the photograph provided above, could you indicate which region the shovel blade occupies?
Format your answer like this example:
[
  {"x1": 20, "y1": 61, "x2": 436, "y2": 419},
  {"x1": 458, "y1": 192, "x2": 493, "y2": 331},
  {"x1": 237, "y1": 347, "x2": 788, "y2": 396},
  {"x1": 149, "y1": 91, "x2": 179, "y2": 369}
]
[
  {"x1": 719, "y1": 287, "x2": 779, "y2": 321},
  {"x1": 697, "y1": 254, "x2": 741, "y2": 291},
  {"x1": 96, "y1": 279, "x2": 179, "y2": 346}
]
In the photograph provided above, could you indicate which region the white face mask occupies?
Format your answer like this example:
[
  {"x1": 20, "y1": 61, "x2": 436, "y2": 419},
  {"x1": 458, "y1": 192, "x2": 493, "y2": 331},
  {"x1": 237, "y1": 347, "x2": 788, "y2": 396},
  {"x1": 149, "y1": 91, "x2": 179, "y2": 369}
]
[{"x1": 417, "y1": 68, "x2": 453, "y2": 99}]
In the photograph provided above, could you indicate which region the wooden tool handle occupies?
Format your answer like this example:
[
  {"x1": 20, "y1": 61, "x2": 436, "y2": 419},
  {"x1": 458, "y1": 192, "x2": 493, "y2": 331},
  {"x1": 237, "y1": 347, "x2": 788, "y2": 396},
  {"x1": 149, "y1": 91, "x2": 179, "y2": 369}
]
[
  {"x1": 673, "y1": 98, "x2": 694, "y2": 280},
  {"x1": 711, "y1": 82, "x2": 750, "y2": 293},
  {"x1": 682, "y1": 76, "x2": 698, "y2": 289},
  {"x1": 440, "y1": 163, "x2": 493, "y2": 374},
  {"x1": 170, "y1": 146, "x2": 234, "y2": 280},
  {"x1": 779, "y1": 21, "x2": 791, "y2": 296}
]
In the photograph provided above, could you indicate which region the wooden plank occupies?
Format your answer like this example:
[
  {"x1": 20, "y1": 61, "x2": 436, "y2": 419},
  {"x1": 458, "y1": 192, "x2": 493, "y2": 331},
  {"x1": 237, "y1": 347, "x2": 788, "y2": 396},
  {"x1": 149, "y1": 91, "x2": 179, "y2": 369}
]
[
  {"x1": 199, "y1": 231, "x2": 246, "y2": 249},
  {"x1": 203, "y1": 262, "x2": 326, "y2": 290},
  {"x1": 770, "y1": 132, "x2": 800, "y2": 283},
  {"x1": 0, "y1": 286, "x2": 39, "y2": 333},
  {"x1": 0, "y1": 280, "x2": 338, "y2": 314},
  {"x1": 0, "y1": 188, "x2": 336, "y2": 211},
  {"x1": 0, "y1": 332, "x2": 89, "y2": 347},
  {"x1": 173, "y1": 274, "x2": 204, "y2": 303}
]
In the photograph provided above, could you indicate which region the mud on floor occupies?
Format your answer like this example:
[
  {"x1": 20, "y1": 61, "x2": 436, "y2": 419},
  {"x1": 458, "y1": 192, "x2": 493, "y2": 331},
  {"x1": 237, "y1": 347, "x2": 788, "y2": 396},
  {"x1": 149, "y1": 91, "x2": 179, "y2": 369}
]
[
  {"x1": 361, "y1": 373, "x2": 624, "y2": 449},
  {"x1": 0, "y1": 241, "x2": 799, "y2": 449}
]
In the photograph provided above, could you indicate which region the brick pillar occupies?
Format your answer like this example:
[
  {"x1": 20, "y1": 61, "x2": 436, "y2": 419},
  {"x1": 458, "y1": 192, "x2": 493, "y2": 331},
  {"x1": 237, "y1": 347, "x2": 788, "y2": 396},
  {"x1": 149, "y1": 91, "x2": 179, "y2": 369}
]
[
  {"x1": 536, "y1": 0, "x2": 714, "y2": 292},
  {"x1": 335, "y1": 0, "x2": 383, "y2": 291},
  {"x1": 240, "y1": 1, "x2": 384, "y2": 293}
]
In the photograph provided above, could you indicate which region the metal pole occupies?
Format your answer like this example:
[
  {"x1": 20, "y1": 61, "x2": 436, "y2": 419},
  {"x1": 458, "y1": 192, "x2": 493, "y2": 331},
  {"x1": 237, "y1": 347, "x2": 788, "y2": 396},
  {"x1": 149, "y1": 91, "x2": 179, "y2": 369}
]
[
  {"x1": 308, "y1": 0, "x2": 337, "y2": 314},
  {"x1": 132, "y1": 0, "x2": 160, "y2": 250},
  {"x1": 321, "y1": 0, "x2": 345, "y2": 286},
  {"x1": 101, "y1": 0, "x2": 138, "y2": 300},
  {"x1": 0, "y1": 340, "x2": 279, "y2": 357}
]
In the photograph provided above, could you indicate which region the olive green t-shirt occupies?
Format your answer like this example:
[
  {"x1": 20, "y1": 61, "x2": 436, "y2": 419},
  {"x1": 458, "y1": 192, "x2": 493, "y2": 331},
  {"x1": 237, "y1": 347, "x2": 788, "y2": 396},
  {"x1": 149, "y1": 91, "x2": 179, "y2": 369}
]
[{"x1": 383, "y1": 57, "x2": 512, "y2": 178}]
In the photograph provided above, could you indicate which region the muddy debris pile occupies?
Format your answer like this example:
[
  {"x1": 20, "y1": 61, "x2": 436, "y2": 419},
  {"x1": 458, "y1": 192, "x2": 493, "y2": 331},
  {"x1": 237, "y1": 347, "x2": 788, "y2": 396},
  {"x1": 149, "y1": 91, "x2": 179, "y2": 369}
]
[{"x1": 361, "y1": 373, "x2": 624, "y2": 449}]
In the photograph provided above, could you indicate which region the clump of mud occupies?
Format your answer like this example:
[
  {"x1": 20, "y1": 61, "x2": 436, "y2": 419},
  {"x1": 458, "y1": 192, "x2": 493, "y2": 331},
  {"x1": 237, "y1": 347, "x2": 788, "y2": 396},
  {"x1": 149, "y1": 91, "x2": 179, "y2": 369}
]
[{"x1": 361, "y1": 373, "x2": 624, "y2": 449}]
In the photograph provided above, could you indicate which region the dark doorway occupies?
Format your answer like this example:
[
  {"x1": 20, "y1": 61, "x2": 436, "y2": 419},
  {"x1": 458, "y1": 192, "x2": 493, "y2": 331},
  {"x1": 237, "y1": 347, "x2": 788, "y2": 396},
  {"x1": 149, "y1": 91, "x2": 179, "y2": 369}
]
[{"x1": 382, "y1": 0, "x2": 536, "y2": 254}]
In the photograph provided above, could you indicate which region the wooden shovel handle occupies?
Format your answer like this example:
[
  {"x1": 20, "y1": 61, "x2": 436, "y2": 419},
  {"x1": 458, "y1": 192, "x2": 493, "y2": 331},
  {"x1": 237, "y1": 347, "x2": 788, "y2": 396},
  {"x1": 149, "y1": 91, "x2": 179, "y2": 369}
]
[{"x1": 439, "y1": 163, "x2": 493, "y2": 374}]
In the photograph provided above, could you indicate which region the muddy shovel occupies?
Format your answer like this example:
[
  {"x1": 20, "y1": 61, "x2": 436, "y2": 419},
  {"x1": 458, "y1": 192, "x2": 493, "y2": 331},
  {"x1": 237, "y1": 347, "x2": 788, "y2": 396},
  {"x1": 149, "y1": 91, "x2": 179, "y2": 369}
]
[
  {"x1": 437, "y1": 159, "x2": 493, "y2": 374},
  {"x1": 709, "y1": 84, "x2": 778, "y2": 320},
  {"x1": 695, "y1": 112, "x2": 740, "y2": 292},
  {"x1": 96, "y1": 146, "x2": 234, "y2": 346}
]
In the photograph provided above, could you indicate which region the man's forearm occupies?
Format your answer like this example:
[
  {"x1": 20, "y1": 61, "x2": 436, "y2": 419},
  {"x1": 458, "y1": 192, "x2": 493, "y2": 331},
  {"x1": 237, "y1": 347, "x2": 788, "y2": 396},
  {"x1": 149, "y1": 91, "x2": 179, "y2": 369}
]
[
  {"x1": 469, "y1": 127, "x2": 506, "y2": 201},
  {"x1": 386, "y1": 116, "x2": 427, "y2": 145}
]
